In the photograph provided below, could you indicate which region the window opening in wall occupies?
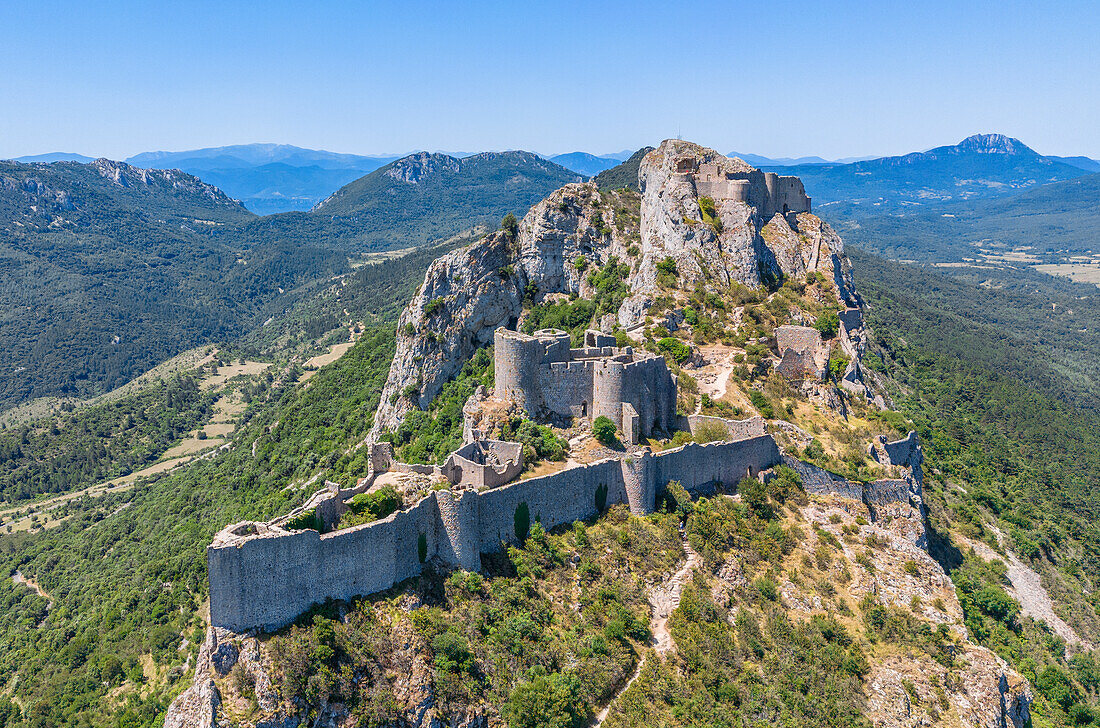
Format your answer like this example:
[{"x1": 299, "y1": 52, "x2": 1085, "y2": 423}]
[
  {"x1": 783, "y1": 203, "x2": 790, "y2": 214},
  {"x1": 581, "y1": 401, "x2": 587, "y2": 417}
]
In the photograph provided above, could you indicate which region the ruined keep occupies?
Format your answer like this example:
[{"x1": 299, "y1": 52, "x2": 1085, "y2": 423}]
[
  {"x1": 676, "y1": 158, "x2": 811, "y2": 217},
  {"x1": 774, "y1": 324, "x2": 829, "y2": 381},
  {"x1": 494, "y1": 327, "x2": 677, "y2": 443}
]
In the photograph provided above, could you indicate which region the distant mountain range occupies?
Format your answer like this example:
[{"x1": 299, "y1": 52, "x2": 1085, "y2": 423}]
[
  {"x1": 0, "y1": 149, "x2": 577, "y2": 407},
  {"x1": 728, "y1": 152, "x2": 879, "y2": 166},
  {"x1": 547, "y1": 152, "x2": 623, "y2": 176},
  {"x1": 12, "y1": 152, "x2": 96, "y2": 164},
  {"x1": 779, "y1": 134, "x2": 1092, "y2": 212},
  {"x1": 121, "y1": 144, "x2": 400, "y2": 214}
]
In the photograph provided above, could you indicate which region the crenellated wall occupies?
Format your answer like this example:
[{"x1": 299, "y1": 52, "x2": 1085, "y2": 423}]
[
  {"x1": 209, "y1": 433, "x2": 783, "y2": 633},
  {"x1": 495, "y1": 326, "x2": 676, "y2": 437}
]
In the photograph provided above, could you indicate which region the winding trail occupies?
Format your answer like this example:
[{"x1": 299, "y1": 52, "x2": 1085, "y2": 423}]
[
  {"x1": 593, "y1": 532, "x2": 702, "y2": 725},
  {"x1": 12, "y1": 570, "x2": 53, "y2": 611}
]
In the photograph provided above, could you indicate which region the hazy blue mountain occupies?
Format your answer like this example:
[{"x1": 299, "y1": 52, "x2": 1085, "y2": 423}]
[
  {"x1": 549, "y1": 152, "x2": 620, "y2": 176},
  {"x1": 598, "y1": 149, "x2": 635, "y2": 162},
  {"x1": 728, "y1": 151, "x2": 832, "y2": 166},
  {"x1": 11, "y1": 152, "x2": 95, "y2": 163},
  {"x1": 126, "y1": 143, "x2": 393, "y2": 170},
  {"x1": 1047, "y1": 155, "x2": 1100, "y2": 173},
  {"x1": 780, "y1": 133, "x2": 1088, "y2": 211},
  {"x1": 125, "y1": 144, "x2": 400, "y2": 213}
]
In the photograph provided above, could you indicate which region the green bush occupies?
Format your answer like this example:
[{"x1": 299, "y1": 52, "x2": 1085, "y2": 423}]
[
  {"x1": 508, "y1": 419, "x2": 568, "y2": 462},
  {"x1": 748, "y1": 389, "x2": 774, "y2": 418},
  {"x1": 814, "y1": 309, "x2": 839, "y2": 339},
  {"x1": 501, "y1": 213, "x2": 519, "y2": 240},
  {"x1": 698, "y1": 196, "x2": 723, "y2": 233},
  {"x1": 423, "y1": 298, "x2": 445, "y2": 317},
  {"x1": 657, "y1": 337, "x2": 691, "y2": 363},
  {"x1": 504, "y1": 670, "x2": 587, "y2": 728},
  {"x1": 592, "y1": 416, "x2": 618, "y2": 446},
  {"x1": 573, "y1": 254, "x2": 588, "y2": 272},
  {"x1": 285, "y1": 509, "x2": 323, "y2": 533},
  {"x1": 656, "y1": 256, "x2": 679, "y2": 287},
  {"x1": 340, "y1": 486, "x2": 403, "y2": 529}
]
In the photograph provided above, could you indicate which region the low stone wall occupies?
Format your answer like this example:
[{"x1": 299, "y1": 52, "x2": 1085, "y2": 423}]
[
  {"x1": 781, "y1": 455, "x2": 920, "y2": 511},
  {"x1": 209, "y1": 434, "x2": 783, "y2": 632},
  {"x1": 686, "y1": 414, "x2": 766, "y2": 441}
]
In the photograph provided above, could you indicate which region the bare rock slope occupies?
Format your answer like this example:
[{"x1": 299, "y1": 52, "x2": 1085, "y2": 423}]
[{"x1": 371, "y1": 140, "x2": 854, "y2": 437}]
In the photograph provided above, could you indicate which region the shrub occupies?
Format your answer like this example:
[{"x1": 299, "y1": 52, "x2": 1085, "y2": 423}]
[
  {"x1": 423, "y1": 298, "x2": 445, "y2": 317},
  {"x1": 748, "y1": 389, "x2": 774, "y2": 419},
  {"x1": 511, "y1": 419, "x2": 567, "y2": 461},
  {"x1": 656, "y1": 256, "x2": 679, "y2": 287},
  {"x1": 754, "y1": 576, "x2": 779, "y2": 601},
  {"x1": 504, "y1": 671, "x2": 586, "y2": 728},
  {"x1": 501, "y1": 213, "x2": 519, "y2": 240},
  {"x1": 657, "y1": 337, "x2": 691, "y2": 363},
  {"x1": 814, "y1": 309, "x2": 839, "y2": 339},
  {"x1": 828, "y1": 355, "x2": 850, "y2": 380},
  {"x1": 573, "y1": 254, "x2": 588, "y2": 272},
  {"x1": 432, "y1": 628, "x2": 474, "y2": 675},
  {"x1": 285, "y1": 509, "x2": 323, "y2": 533},
  {"x1": 693, "y1": 420, "x2": 728, "y2": 444},
  {"x1": 592, "y1": 416, "x2": 618, "y2": 446},
  {"x1": 346, "y1": 486, "x2": 402, "y2": 523},
  {"x1": 698, "y1": 196, "x2": 723, "y2": 233}
]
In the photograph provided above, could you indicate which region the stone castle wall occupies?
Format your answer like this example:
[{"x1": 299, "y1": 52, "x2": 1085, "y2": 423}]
[
  {"x1": 209, "y1": 434, "x2": 782, "y2": 633},
  {"x1": 684, "y1": 162, "x2": 810, "y2": 218},
  {"x1": 495, "y1": 327, "x2": 675, "y2": 437},
  {"x1": 686, "y1": 414, "x2": 767, "y2": 441}
]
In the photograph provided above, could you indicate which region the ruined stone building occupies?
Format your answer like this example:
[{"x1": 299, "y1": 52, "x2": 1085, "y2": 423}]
[
  {"x1": 675, "y1": 158, "x2": 811, "y2": 217},
  {"x1": 493, "y1": 327, "x2": 677, "y2": 443}
]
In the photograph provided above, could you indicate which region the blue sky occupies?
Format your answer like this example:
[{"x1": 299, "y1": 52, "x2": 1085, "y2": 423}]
[{"x1": 2, "y1": 0, "x2": 1097, "y2": 160}]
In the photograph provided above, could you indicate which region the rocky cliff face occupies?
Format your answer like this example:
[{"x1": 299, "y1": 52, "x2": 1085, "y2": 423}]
[
  {"x1": 371, "y1": 139, "x2": 858, "y2": 438},
  {"x1": 371, "y1": 182, "x2": 634, "y2": 435}
]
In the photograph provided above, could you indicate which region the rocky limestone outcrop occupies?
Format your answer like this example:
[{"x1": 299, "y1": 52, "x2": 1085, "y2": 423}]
[
  {"x1": 770, "y1": 496, "x2": 1032, "y2": 728},
  {"x1": 627, "y1": 140, "x2": 857, "y2": 315},
  {"x1": 372, "y1": 140, "x2": 862, "y2": 439},
  {"x1": 371, "y1": 182, "x2": 633, "y2": 436}
]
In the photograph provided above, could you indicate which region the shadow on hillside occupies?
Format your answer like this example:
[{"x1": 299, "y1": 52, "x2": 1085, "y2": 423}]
[{"x1": 925, "y1": 515, "x2": 964, "y2": 575}]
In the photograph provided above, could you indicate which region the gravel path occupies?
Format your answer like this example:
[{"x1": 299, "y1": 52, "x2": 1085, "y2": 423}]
[{"x1": 593, "y1": 532, "x2": 701, "y2": 725}]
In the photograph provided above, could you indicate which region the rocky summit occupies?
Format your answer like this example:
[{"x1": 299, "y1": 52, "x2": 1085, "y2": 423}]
[{"x1": 372, "y1": 140, "x2": 855, "y2": 437}]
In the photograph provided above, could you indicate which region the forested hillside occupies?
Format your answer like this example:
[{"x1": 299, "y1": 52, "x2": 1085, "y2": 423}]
[
  {"x1": 0, "y1": 159, "x2": 346, "y2": 409},
  {"x1": 837, "y1": 172, "x2": 1100, "y2": 262},
  {"x1": 0, "y1": 150, "x2": 573, "y2": 411}
]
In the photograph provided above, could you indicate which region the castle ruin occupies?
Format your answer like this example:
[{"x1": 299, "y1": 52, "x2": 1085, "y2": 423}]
[
  {"x1": 494, "y1": 328, "x2": 677, "y2": 444},
  {"x1": 675, "y1": 158, "x2": 811, "y2": 217}
]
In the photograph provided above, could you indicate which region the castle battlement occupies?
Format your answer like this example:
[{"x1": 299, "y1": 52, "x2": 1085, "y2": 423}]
[
  {"x1": 494, "y1": 327, "x2": 676, "y2": 442},
  {"x1": 208, "y1": 421, "x2": 785, "y2": 633}
]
